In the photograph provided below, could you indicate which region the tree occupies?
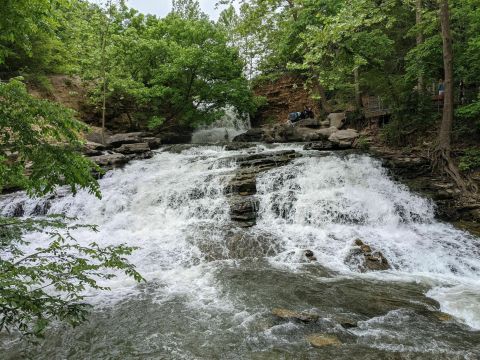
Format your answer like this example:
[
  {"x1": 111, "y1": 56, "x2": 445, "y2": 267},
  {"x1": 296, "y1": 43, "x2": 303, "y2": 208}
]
[
  {"x1": 432, "y1": 0, "x2": 464, "y2": 188},
  {"x1": 0, "y1": 79, "x2": 143, "y2": 337}
]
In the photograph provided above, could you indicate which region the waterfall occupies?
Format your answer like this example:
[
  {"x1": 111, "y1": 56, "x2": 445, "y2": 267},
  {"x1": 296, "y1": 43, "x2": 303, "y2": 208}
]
[
  {"x1": 190, "y1": 106, "x2": 251, "y2": 143},
  {"x1": 1, "y1": 144, "x2": 479, "y2": 358}
]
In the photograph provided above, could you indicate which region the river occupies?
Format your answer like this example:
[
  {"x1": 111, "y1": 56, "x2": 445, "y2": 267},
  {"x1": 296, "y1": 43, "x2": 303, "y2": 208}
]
[{"x1": 1, "y1": 144, "x2": 479, "y2": 359}]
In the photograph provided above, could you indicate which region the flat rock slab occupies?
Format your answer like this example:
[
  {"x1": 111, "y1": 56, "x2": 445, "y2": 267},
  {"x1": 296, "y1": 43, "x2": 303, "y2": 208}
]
[
  {"x1": 90, "y1": 153, "x2": 128, "y2": 167},
  {"x1": 306, "y1": 334, "x2": 342, "y2": 348},
  {"x1": 328, "y1": 128, "x2": 359, "y2": 146},
  {"x1": 116, "y1": 142, "x2": 151, "y2": 154},
  {"x1": 107, "y1": 132, "x2": 147, "y2": 147},
  {"x1": 272, "y1": 308, "x2": 319, "y2": 323}
]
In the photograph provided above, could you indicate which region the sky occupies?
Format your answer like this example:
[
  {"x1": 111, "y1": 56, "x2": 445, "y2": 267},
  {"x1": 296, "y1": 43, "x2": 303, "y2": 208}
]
[{"x1": 124, "y1": 1, "x2": 232, "y2": 20}]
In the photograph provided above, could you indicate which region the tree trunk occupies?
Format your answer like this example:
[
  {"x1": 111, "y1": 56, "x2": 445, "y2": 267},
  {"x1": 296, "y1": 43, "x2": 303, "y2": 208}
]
[
  {"x1": 416, "y1": 0, "x2": 424, "y2": 92},
  {"x1": 433, "y1": 0, "x2": 473, "y2": 192},
  {"x1": 354, "y1": 68, "x2": 361, "y2": 110},
  {"x1": 438, "y1": 0, "x2": 453, "y2": 151}
]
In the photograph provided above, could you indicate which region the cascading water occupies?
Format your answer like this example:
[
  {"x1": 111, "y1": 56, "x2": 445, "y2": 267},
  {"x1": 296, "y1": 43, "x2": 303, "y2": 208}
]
[
  {"x1": 1, "y1": 144, "x2": 479, "y2": 359},
  {"x1": 191, "y1": 106, "x2": 251, "y2": 143}
]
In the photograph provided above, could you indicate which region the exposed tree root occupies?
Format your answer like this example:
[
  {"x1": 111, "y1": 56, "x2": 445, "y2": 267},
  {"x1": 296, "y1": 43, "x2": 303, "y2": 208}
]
[{"x1": 431, "y1": 147, "x2": 478, "y2": 194}]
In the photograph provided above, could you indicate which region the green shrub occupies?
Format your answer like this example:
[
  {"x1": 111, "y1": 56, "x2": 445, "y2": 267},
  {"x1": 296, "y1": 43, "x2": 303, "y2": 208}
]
[
  {"x1": 381, "y1": 91, "x2": 439, "y2": 147},
  {"x1": 459, "y1": 148, "x2": 480, "y2": 172}
]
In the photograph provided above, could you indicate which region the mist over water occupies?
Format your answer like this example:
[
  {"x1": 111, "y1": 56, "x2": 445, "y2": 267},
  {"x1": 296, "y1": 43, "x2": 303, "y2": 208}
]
[
  {"x1": 191, "y1": 107, "x2": 251, "y2": 143},
  {"x1": 1, "y1": 145, "x2": 479, "y2": 359}
]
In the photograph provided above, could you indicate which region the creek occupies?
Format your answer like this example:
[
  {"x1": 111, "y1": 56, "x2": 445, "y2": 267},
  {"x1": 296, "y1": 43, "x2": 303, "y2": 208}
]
[{"x1": 1, "y1": 144, "x2": 479, "y2": 359}]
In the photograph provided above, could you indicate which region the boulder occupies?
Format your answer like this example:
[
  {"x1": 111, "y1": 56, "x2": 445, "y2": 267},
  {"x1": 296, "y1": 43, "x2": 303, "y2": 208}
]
[
  {"x1": 83, "y1": 141, "x2": 107, "y2": 156},
  {"x1": 272, "y1": 308, "x2": 319, "y2": 323},
  {"x1": 328, "y1": 128, "x2": 359, "y2": 147},
  {"x1": 107, "y1": 132, "x2": 145, "y2": 147},
  {"x1": 116, "y1": 142, "x2": 151, "y2": 154},
  {"x1": 233, "y1": 128, "x2": 267, "y2": 142},
  {"x1": 306, "y1": 334, "x2": 341, "y2": 348},
  {"x1": 292, "y1": 118, "x2": 320, "y2": 128},
  {"x1": 304, "y1": 141, "x2": 338, "y2": 151},
  {"x1": 304, "y1": 250, "x2": 317, "y2": 262},
  {"x1": 327, "y1": 112, "x2": 347, "y2": 129},
  {"x1": 142, "y1": 137, "x2": 162, "y2": 150},
  {"x1": 89, "y1": 153, "x2": 129, "y2": 168},
  {"x1": 345, "y1": 239, "x2": 390, "y2": 272}
]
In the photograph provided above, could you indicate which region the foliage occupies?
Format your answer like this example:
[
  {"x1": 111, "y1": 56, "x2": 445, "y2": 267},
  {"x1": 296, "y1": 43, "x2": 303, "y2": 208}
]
[
  {"x1": 0, "y1": 79, "x2": 143, "y2": 338},
  {"x1": 0, "y1": 79, "x2": 100, "y2": 196},
  {"x1": 459, "y1": 148, "x2": 480, "y2": 172},
  {"x1": 381, "y1": 91, "x2": 439, "y2": 147},
  {"x1": 0, "y1": 216, "x2": 142, "y2": 337}
]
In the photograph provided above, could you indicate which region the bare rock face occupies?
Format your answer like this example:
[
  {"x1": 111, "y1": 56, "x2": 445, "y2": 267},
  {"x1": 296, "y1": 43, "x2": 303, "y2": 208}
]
[
  {"x1": 345, "y1": 239, "x2": 390, "y2": 272},
  {"x1": 327, "y1": 112, "x2": 347, "y2": 129},
  {"x1": 226, "y1": 150, "x2": 298, "y2": 227},
  {"x1": 83, "y1": 141, "x2": 107, "y2": 156},
  {"x1": 116, "y1": 142, "x2": 150, "y2": 154},
  {"x1": 328, "y1": 128, "x2": 359, "y2": 147},
  {"x1": 89, "y1": 153, "x2": 129, "y2": 168},
  {"x1": 107, "y1": 132, "x2": 146, "y2": 147},
  {"x1": 272, "y1": 308, "x2": 319, "y2": 323}
]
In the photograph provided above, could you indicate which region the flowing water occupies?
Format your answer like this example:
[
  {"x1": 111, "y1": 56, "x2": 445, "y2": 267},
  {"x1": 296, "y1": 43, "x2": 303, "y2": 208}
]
[
  {"x1": 1, "y1": 144, "x2": 480, "y2": 359},
  {"x1": 191, "y1": 107, "x2": 251, "y2": 144}
]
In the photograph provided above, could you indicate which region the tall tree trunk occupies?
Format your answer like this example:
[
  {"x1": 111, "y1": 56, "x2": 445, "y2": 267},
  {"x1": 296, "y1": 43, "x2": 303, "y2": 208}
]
[
  {"x1": 354, "y1": 68, "x2": 361, "y2": 110},
  {"x1": 438, "y1": 0, "x2": 453, "y2": 151},
  {"x1": 416, "y1": 0, "x2": 424, "y2": 92},
  {"x1": 433, "y1": 0, "x2": 472, "y2": 191}
]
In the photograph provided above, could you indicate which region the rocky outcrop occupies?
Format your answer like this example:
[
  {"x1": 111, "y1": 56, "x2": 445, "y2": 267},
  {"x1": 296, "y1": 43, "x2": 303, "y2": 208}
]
[
  {"x1": 369, "y1": 146, "x2": 480, "y2": 230},
  {"x1": 232, "y1": 124, "x2": 358, "y2": 148},
  {"x1": 345, "y1": 239, "x2": 390, "y2": 272},
  {"x1": 82, "y1": 131, "x2": 160, "y2": 173},
  {"x1": 328, "y1": 129, "x2": 359, "y2": 147},
  {"x1": 89, "y1": 153, "x2": 129, "y2": 168},
  {"x1": 107, "y1": 132, "x2": 147, "y2": 147},
  {"x1": 327, "y1": 112, "x2": 346, "y2": 129},
  {"x1": 226, "y1": 150, "x2": 298, "y2": 227},
  {"x1": 116, "y1": 142, "x2": 150, "y2": 154}
]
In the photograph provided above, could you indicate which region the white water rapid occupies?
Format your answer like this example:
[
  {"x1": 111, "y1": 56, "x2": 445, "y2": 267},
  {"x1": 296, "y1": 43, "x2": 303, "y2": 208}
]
[{"x1": 1, "y1": 144, "x2": 479, "y2": 359}]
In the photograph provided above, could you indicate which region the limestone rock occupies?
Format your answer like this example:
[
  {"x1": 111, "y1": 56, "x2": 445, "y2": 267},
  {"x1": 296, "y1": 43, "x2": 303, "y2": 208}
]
[
  {"x1": 306, "y1": 334, "x2": 341, "y2": 348},
  {"x1": 292, "y1": 118, "x2": 320, "y2": 128},
  {"x1": 304, "y1": 141, "x2": 338, "y2": 151},
  {"x1": 345, "y1": 239, "x2": 390, "y2": 272},
  {"x1": 90, "y1": 153, "x2": 128, "y2": 167},
  {"x1": 107, "y1": 132, "x2": 145, "y2": 147},
  {"x1": 115, "y1": 142, "x2": 150, "y2": 154},
  {"x1": 83, "y1": 141, "x2": 107, "y2": 156},
  {"x1": 327, "y1": 112, "x2": 347, "y2": 129},
  {"x1": 142, "y1": 137, "x2": 162, "y2": 150},
  {"x1": 328, "y1": 128, "x2": 359, "y2": 147},
  {"x1": 272, "y1": 308, "x2": 319, "y2": 323}
]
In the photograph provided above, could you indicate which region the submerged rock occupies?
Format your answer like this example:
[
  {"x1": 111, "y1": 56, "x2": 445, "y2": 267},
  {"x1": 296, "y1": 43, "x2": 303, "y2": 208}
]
[
  {"x1": 272, "y1": 308, "x2": 319, "y2": 323},
  {"x1": 306, "y1": 334, "x2": 342, "y2": 348},
  {"x1": 304, "y1": 250, "x2": 317, "y2": 262},
  {"x1": 345, "y1": 239, "x2": 390, "y2": 272}
]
